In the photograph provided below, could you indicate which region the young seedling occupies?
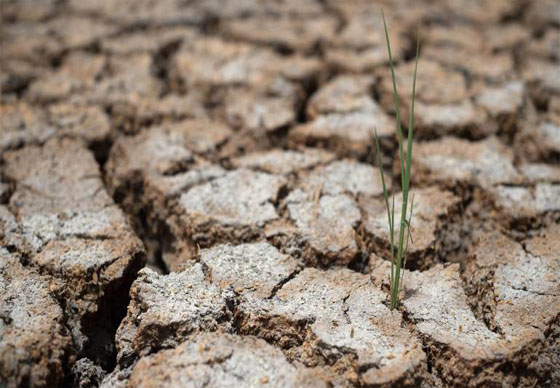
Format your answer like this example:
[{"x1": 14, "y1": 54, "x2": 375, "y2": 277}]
[{"x1": 374, "y1": 11, "x2": 420, "y2": 311}]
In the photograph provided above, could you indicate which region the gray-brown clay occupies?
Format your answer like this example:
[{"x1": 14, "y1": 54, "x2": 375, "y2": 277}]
[{"x1": 1, "y1": 0, "x2": 559, "y2": 387}]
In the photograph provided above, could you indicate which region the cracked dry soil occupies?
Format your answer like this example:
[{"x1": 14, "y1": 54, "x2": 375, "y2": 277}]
[{"x1": 1, "y1": 0, "x2": 559, "y2": 387}]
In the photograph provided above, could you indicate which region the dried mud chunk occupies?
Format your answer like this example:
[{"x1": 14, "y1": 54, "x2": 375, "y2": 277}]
[
  {"x1": 484, "y1": 23, "x2": 530, "y2": 51},
  {"x1": 4, "y1": 138, "x2": 139, "y2": 249},
  {"x1": 127, "y1": 333, "x2": 327, "y2": 388},
  {"x1": 94, "y1": 69, "x2": 206, "y2": 129},
  {"x1": 0, "y1": 102, "x2": 110, "y2": 151},
  {"x1": 524, "y1": 223, "x2": 560, "y2": 265},
  {"x1": 180, "y1": 169, "x2": 286, "y2": 229},
  {"x1": 346, "y1": 286, "x2": 428, "y2": 386},
  {"x1": 427, "y1": 48, "x2": 514, "y2": 82},
  {"x1": 526, "y1": 0, "x2": 560, "y2": 29},
  {"x1": 2, "y1": 138, "x2": 144, "y2": 356},
  {"x1": 442, "y1": 0, "x2": 519, "y2": 24},
  {"x1": 105, "y1": 127, "x2": 231, "y2": 271},
  {"x1": 403, "y1": 264, "x2": 513, "y2": 386},
  {"x1": 300, "y1": 159, "x2": 386, "y2": 197},
  {"x1": 527, "y1": 29, "x2": 560, "y2": 61},
  {"x1": 361, "y1": 187, "x2": 460, "y2": 260},
  {"x1": 523, "y1": 60, "x2": 560, "y2": 106},
  {"x1": 519, "y1": 163, "x2": 560, "y2": 183},
  {"x1": 199, "y1": 242, "x2": 301, "y2": 299},
  {"x1": 106, "y1": 119, "x2": 230, "y2": 186},
  {"x1": 0, "y1": 249, "x2": 72, "y2": 388},
  {"x1": 135, "y1": 119, "x2": 232, "y2": 156},
  {"x1": 48, "y1": 104, "x2": 111, "y2": 144},
  {"x1": 93, "y1": 53, "x2": 162, "y2": 102},
  {"x1": 377, "y1": 59, "x2": 485, "y2": 135},
  {"x1": 494, "y1": 240, "x2": 560, "y2": 337},
  {"x1": 490, "y1": 183, "x2": 560, "y2": 221},
  {"x1": 469, "y1": 231, "x2": 560, "y2": 337},
  {"x1": 261, "y1": 160, "x2": 384, "y2": 265},
  {"x1": 199, "y1": 0, "x2": 323, "y2": 19},
  {"x1": 165, "y1": 170, "x2": 286, "y2": 270},
  {"x1": 100, "y1": 27, "x2": 196, "y2": 55},
  {"x1": 474, "y1": 81, "x2": 524, "y2": 118},
  {"x1": 170, "y1": 36, "x2": 320, "y2": 91},
  {"x1": 0, "y1": 102, "x2": 54, "y2": 151},
  {"x1": 106, "y1": 128, "x2": 192, "y2": 187},
  {"x1": 240, "y1": 268, "x2": 428, "y2": 386},
  {"x1": 114, "y1": 242, "x2": 300, "y2": 368},
  {"x1": 222, "y1": 15, "x2": 338, "y2": 52},
  {"x1": 69, "y1": 0, "x2": 203, "y2": 26},
  {"x1": 223, "y1": 80, "x2": 299, "y2": 132},
  {"x1": 145, "y1": 93, "x2": 207, "y2": 121},
  {"x1": 2, "y1": 23, "x2": 61, "y2": 63},
  {"x1": 378, "y1": 60, "x2": 487, "y2": 135},
  {"x1": 550, "y1": 96, "x2": 560, "y2": 120},
  {"x1": 0, "y1": 206, "x2": 25, "y2": 251},
  {"x1": 464, "y1": 231, "x2": 560, "y2": 386},
  {"x1": 325, "y1": 13, "x2": 407, "y2": 72},
  {"x1": 519, "y1": 121, "x2": 560, "y2": 161},
  {"x1": 290, "y1": 74, "x2": 394, "y2": 156},
  {"x1": 289, "y1": 109, "x2": 394, "y2": 157},
  {"x1": 2, "y1": 0, "x2": 58, "y2": 22},
  {"x1": 381, "y1": 60, "x2": 468, "y2": 106},
  {"x1": 425, "y1": 24, "x2": 484, "y2": 53},
  {"x1": 413, "y1": 136, "x2": 520, "y2": 187},
  {"x1": 225, "y1": 94, "x2": 295, "y2": 133},
  {"x1": 27, "y1": 52, "x2": 106, "y2": 102},
  {"x1": 144, "y1": 165, "x2": 228, "y2": 206},
  {"x1": 114, "y1": 263, "x2": 231, "y2": 366},
  {"x1": 414, "y1": 100, "x2": 486, "y2": 135},
  {"x1": 46, "y1": 16, "x2": 118, "y2": 50},
  {"x1": 306, "y1": 75, "x2": 377, "y2": 118},
  {"x1": 71, "y1": 358, "x2": 106, "y2": 388},
  {"x1": 5, "y1": 16, "x2": 110, "y2": 64},
  {"x1": 284, "y1": 190, "x2": 361, "y2": 265},
  {"x1": 173, "y1": 119, "x2": 232, "y2": 154},
  {"x1": 240, "y1": 257, "x2": 356, "y2": 320},
  {"x1": 232, "y1": 148, "x2": 335, "y2": 175},
  {"x1": 89, "y1": 54, "x2": 165, "y2": 130},
  {"x1": 33, "y1": 237, "x2": 142, "y2": 289},
  {"x1": 1, "y1": 58, "x2": 47, "y2": 95},
  {"x1": 143, "y1": 167, "x2": 284, "y2": 270}
]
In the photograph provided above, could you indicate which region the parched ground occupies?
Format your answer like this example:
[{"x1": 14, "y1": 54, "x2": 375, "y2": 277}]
[{"x1": 1, "y1": 0, "x2": 559, "y2": 387}]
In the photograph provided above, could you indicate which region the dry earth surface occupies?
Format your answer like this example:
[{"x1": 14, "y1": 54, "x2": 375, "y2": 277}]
[{"x1": 1, "y1": 0, "x2": 560, "y2": 387}]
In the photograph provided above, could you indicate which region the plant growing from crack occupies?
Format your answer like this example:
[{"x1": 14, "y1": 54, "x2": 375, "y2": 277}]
[{"x1": 374, "y1": 11, "x2": 420, "y2": 311}]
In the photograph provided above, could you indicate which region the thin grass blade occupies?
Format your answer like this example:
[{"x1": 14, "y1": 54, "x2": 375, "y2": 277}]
[
  {"x1": 390, "y1": 191, "x2": 395, "y2": 259},
  {"x1": 385, "y1": 12, "x2": 420, "y2": 311},
  {"x1": 399, "y1": 29, "x2": 420, "y2": 292},
  {"x1": 373, "y1": 128, "x2": 395, "y2": 283},
  {"x1": 404, "y1": 27, "x2": 421, "y2": 194},
  {"x1": 400, "y1": 191, "x2": 415, "y2": 290},
  {"x1": 381, "y1": 10, "x2": 406, "y2": 187}
]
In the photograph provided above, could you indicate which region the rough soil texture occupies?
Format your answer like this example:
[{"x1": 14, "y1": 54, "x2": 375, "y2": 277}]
[{"x1": 1, "y1": 0, "x2": 559, "y2": 387}]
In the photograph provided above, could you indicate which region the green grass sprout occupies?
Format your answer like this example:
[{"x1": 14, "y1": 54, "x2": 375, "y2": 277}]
[{"x1": 374, "y1": 11, "x2": 420, "y2": 311}]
